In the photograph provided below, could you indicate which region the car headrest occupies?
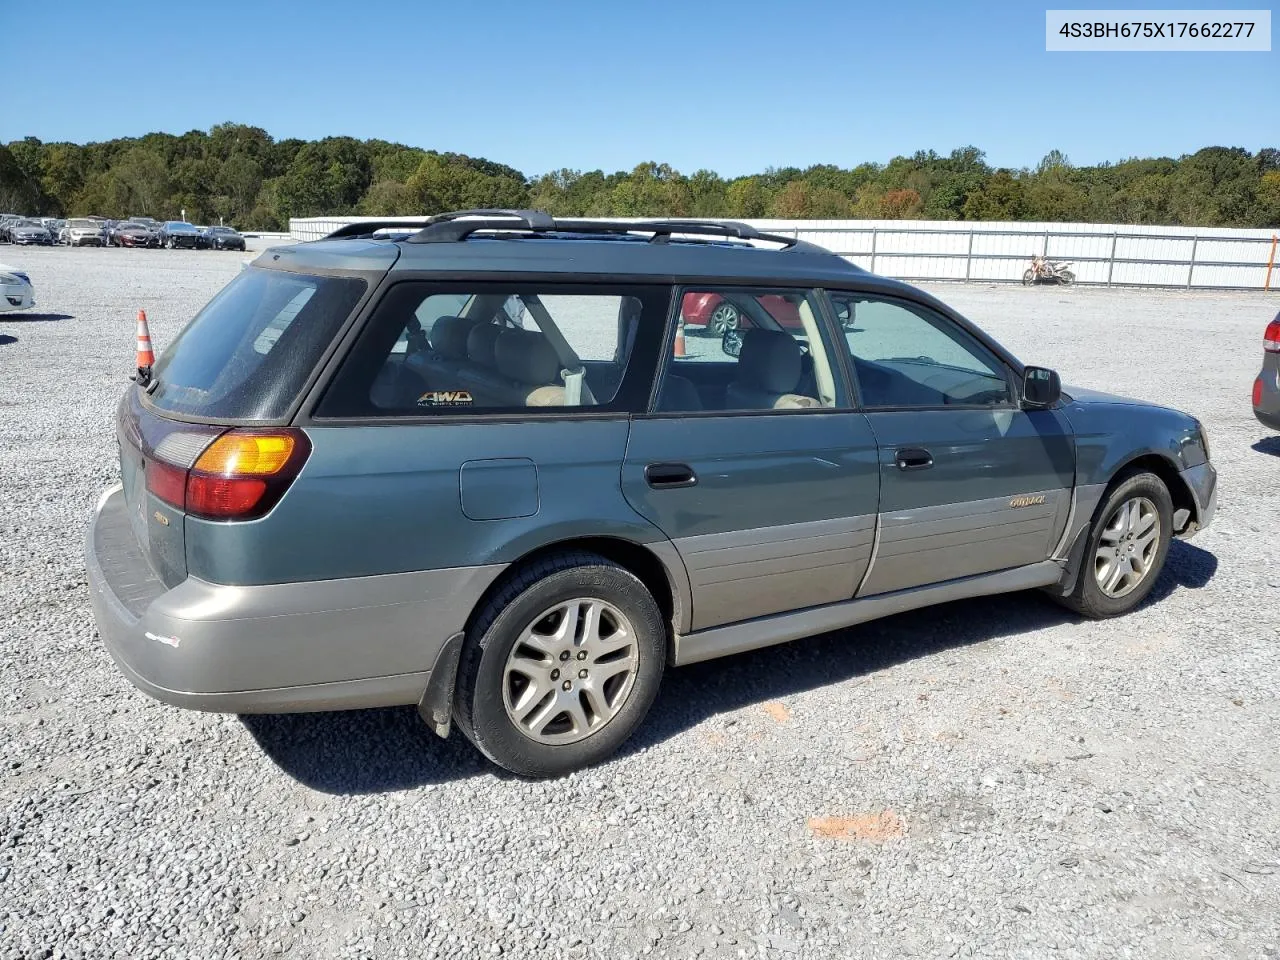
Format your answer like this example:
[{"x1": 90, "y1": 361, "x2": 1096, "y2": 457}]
[
  {"x1": 658, "y1": 375, "x2": 702, "y2": 412},
  {"x1": 430, "y1": 316, "x2": 477, "y2": 360},
  {"x1": 466, "y1": 323, "x2": 503, "y2": 367},
  {"x1": 495, "y1": 329, "x2": 561, "y2": 385},
  {"x1": 737, "y1": 329, "x2": 801, "y2": 395}
]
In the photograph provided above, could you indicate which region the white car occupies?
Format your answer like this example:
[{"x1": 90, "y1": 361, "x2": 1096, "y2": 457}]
[
  {"x1": 64, "y1": 218, "x2": 105, "y2": 247},
  {"x1": 0, "y1": 263, "x2": 35, "y2": 313}
]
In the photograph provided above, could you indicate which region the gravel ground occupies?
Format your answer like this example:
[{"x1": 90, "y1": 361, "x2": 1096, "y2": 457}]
[{"x1": 2, "y1": 246, "x2": 1278, "y2": 960}]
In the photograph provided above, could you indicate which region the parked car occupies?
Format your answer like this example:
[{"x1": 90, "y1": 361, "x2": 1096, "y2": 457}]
[
  {"x1": 64, "y1": 218, "x2": 106, "y2": 247},
  {"x1": 202, "y1": 225, "x2": 246, "y2": 251},
  {"x1": 0, "y1": 262, "x2": 35, "y2": 312},
  {"x1": 157, "y1": 221, "x2": 202, "y2": 249},
  {"x1": 682, "y1": 290, "x2": 802, "y2": 334},
  {"x1": 128, "y1": 216, "x2": 160, "y2": 230},
  {"x1": 8, "y1": 219, "x2": 54, "y2": 245},
  {"x1": 112, "y1": 222, "x2": 157, "y2": 248},
  {"x1": 1252, "y1": 311, "x2": 1280, "y2": 430},
  {"x1": 85, "y1": 211, "x2": 1217, "y2": 778}
]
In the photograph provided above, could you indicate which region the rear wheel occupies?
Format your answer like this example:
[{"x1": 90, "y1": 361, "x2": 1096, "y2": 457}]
[
  {"x1": 453, "y1": 551, "x2": 666, "y2": 777},
  {"x1": 1056, "y1": 470, "x2": 1172, "y2": 618},
  {"x1": 1058, "y1": 270, "x2": 1075, "y2": 285}
]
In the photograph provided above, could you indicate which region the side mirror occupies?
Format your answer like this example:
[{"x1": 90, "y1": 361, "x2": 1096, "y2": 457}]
[
  {"x1": 1022, "y1": 366, "x2": 1061, "y2": 408},
  {"x1": 721, "y1": 329, "x2": 743, "y2": 358}
]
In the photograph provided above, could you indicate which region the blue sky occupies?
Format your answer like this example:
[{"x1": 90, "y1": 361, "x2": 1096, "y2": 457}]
[{"x1": 9, "y1": 0, "x2": 1275, "y2": 176}]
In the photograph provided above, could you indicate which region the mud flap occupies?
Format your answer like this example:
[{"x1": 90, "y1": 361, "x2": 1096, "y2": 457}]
[
  {"x1": 1052, "y1": 526, "x2": 1092, "y2": 597},
  {"x1": 417, "y1": 631, "x2": 465, "y2": 739}
]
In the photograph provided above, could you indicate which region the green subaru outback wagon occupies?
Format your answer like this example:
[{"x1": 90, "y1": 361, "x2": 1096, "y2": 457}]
[{"x1": 86, "y1": 210, "x2": 1217, "y2": 777}]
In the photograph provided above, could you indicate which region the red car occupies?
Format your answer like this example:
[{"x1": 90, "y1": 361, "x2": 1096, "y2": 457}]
[
  {"x1": 680, "y1": 291, "x2": 803, "y2": 335},
  {"x1": 113, "y1": 223, "x2": 158, "y2": 248}
]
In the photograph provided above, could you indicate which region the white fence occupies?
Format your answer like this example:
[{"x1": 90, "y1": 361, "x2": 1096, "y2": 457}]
[{"x1": 290, "y1": 216, "x2": 1280, "y2": 291}]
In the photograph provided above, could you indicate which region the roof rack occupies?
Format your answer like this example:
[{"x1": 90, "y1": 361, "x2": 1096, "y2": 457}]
[
  {"x1": 402, "y1": 210, "x2": 812, "y2": 250},
  {"x1": 324, "y1": 219, "x2": 435, "y2": 240},
  {"x1": 323, "y1": 209, "x2": 824, "y2": 253}
]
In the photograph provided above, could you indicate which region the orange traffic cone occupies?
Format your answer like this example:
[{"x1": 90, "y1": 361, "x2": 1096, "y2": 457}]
[
  {"x1": 136, "y1": 310, "x2": 155, "y2": 371},
  {"x1": 674, "y1": 320, "x2": 686, "y2": 358}
]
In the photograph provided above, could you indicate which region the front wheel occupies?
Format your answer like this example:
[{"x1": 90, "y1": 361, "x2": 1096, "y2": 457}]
[
  {"x1": 1022, "y1": 269, "x2": 1036, "y2": 286},
  {"x1": 708, "y1": 301, "x2": 741, "y2": 336},
  {"x1": 453, "y1": 551, "x2": 666, "y2": 777},
  {"x1": 1056, "y1": 471, "x2": 1173, "y2": 618}
]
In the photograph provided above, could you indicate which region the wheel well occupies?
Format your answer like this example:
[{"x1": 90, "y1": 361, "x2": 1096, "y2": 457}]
[
  {"x1": 464, "y1": 537, "x2": 678, "y2": 649},
  {"x1": 1111, "y1": 454, "x2": 1196, "y2": 529}
]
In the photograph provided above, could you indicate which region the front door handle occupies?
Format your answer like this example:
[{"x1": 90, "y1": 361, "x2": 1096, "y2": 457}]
[
  {"x1": 895, "y1": 447, "x2": 934, "y2": 471},
  {"x1": 645, "y1": 462, "x2": 698, "y2": 488}
]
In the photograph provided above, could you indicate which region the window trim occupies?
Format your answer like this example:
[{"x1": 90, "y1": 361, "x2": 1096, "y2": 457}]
[
  {"x1": 643, "y1": 283, "x2": 853, "y2": 418},
  {"x1": 305, "y1": 279, "x2": 671, "y2": 423},
  {"x1": 824, "y1": 289, "x2": 1019, "y2": 413}
]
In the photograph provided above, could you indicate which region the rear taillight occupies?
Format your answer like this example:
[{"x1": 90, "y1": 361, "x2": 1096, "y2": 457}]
[
  {"x1": 1255, "y1": 377, "x2": 1265, "y2": 407},
  {"x1": 144, "y1": 428, "x2": 310, "y2": 521},
  {"x1": 1265, "y1": 318, "x2": 1280, "y2": 353}
]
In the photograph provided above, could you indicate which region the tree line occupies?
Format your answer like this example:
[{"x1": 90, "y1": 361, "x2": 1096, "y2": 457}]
[{"x1": 2, "y1": 124, "x2": 1278, "y2": 230}]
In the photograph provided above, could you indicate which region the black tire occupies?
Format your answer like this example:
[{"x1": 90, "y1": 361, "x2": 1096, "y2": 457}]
[
  {"x1": 453, "y1": 550, "x2": 666, "y2": 778},
  {"x1": 1022, "y1": 269, "x2": 1035, "y2": 286},
  {"x1": 1056, "y1": 470, "x2": 1173, "y2": 619}
]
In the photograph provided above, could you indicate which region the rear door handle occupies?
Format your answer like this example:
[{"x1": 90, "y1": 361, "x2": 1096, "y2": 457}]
[
  {"x1": 645, "y1": 462, "x2": 697, "y2": 488},
  {"x1": 895, "y1": 447, "x2": 933, "y2": 471}
]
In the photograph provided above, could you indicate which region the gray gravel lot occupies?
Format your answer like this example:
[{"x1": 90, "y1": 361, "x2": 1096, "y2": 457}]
[{"x1": 2, "y1": 246, "x2": 1278, "y2": 960}]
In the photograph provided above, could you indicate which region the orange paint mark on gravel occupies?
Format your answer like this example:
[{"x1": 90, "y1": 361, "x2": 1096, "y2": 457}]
[
  {"x1": 807, "y1": 811, "x2": 905, "y2": 842},
  {"x1": 763, "y1": 701, "x2": 791, "y2": 723}
]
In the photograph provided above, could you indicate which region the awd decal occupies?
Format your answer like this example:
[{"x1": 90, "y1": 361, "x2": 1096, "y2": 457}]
[
  {"x1": 1009, "y1": 494, "x2": 1047, "y2": 508},
  {"x1": 417, "y1": 390, "x2": 474, "y2": 407}
]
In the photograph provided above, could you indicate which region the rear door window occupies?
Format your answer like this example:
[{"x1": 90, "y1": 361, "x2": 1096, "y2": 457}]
[
  {"x1": 148, "y1": 267, "x2": 366, "y2": 421},
  {"x1": 315, "y1": 282, "x2": 670, "y2": 417}
]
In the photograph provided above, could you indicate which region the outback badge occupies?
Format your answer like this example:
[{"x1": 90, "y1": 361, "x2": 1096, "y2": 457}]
[{"x1": 1009, "y1": 494, "x2": 1046, "y2": 508}]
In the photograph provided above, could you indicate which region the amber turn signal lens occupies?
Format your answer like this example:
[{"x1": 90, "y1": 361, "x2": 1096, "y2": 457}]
[{"x1": 194, "y1": 433, "x2": 295, "y2": 476}]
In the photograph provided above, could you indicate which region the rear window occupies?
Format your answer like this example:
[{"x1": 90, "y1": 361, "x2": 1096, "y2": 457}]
[{"x1": 148, "y1": 267, "x2": 366, "y2": 421}]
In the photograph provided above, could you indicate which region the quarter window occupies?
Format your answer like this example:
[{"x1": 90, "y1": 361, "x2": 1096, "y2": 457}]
[
  {"x1": 830, "y1": 293, "x2": 1012, "y2": 408},
  {"x1": 654, "y1": 288, "x2": 841, "y2": 413}
]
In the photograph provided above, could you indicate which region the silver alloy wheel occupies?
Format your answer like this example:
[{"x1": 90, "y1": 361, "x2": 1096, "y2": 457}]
[
  {"x1": 1094, "y1": 495, "x2": 1160, "y2": 598},
  {"x1": 502, "y1": 597, "x2": 640, "y2": 746},
  {"x1": 709, "y1": 302, "x2": 741, "y2": 335}
]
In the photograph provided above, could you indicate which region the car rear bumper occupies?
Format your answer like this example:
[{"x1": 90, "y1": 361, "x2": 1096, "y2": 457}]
[
  {"x1": 1255, "y1": 361, "x2": 1280, "y2": 429},
  {"x1": 86, "y1": 484, "x2": 504, "y2": 713}
]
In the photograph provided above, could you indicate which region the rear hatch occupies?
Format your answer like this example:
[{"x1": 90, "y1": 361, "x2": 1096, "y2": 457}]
[{"x1": 115, "y1": 262, "x2": 373, "y2": 584}]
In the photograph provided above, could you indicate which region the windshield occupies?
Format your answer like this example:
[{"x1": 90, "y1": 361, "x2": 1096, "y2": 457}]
[
  {"x1": 69, "y1": 219, "x2": 98, "y2": 229},
  {"x1": 148, "y1": 267, "x2": 367, "y2": 421},
  {"x1": 165, "y1": 222, "x2": 196, "y2": 233}
]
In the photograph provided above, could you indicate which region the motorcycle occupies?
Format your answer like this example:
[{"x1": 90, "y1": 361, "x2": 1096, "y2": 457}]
[{"x1": 1023, "y1": 255, "x2": 1075, "y2": 285}]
